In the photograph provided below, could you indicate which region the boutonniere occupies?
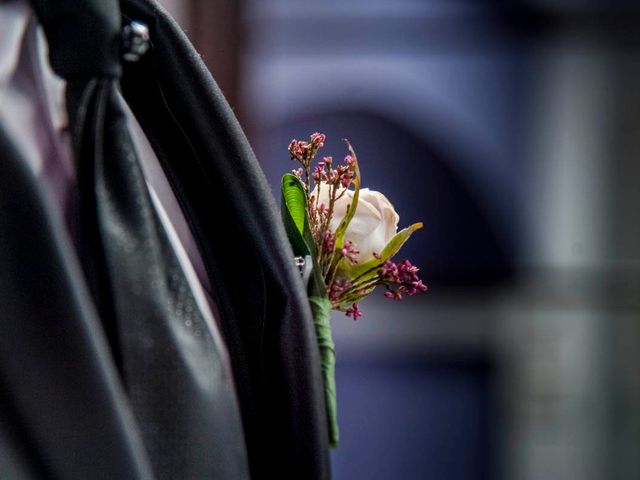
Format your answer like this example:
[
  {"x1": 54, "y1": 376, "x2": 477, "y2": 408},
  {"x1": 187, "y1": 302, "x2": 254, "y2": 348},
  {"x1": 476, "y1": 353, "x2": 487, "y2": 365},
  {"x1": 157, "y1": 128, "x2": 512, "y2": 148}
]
[{"x1": 281, "y1": 133, "x2": 426, "y2": 448}]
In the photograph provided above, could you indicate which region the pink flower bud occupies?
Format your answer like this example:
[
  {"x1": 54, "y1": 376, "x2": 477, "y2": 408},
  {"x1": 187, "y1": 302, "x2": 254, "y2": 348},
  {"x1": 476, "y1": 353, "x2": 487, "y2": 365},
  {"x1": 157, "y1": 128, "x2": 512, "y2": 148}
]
[
  {"x1": 345, "y1": 303, "x2": 362, "y2": 320},
  {"x1": 310, "y1": 132, "x2": 326, "y2": 147}
]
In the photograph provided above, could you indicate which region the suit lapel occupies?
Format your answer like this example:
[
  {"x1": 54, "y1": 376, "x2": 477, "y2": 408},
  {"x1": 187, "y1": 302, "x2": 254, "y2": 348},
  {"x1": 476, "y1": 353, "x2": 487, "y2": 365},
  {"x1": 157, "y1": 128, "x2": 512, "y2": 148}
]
[{"x1": 119, "y1": 1, "x2": 330, "y2": 477}]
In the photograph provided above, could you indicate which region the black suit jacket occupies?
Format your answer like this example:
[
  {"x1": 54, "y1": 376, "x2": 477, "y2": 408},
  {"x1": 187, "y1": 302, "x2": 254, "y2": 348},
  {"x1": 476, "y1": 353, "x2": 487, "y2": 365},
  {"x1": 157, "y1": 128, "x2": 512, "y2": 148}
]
[{"x1": 0, "y1": 0, "x2": 330, "y2": 478}]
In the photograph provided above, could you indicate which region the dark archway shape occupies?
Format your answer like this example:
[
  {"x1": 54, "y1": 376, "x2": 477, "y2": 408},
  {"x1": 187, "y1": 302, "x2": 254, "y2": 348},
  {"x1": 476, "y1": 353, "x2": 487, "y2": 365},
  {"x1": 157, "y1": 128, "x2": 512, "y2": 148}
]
[{"x1": 262, "y1": 109, "x2": 515, "y2": 289}]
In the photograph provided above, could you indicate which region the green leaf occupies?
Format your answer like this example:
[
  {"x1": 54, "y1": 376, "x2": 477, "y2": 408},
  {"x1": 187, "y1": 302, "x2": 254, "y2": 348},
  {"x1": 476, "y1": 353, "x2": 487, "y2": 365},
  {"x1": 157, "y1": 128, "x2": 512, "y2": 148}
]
[
  {"x1": 281, "y1": 173, "x2": 311, "y2": 255},
  {"x1": 281, "y1": 173, "x2": 326, "y2": 298},
  {"x1": 379, "y1": 221, "x2": 423, "y2": 260},
  {"x1": 340, "y1": 222, "x2": 424, "y2": 281},
  {"x1": 333, "y1": 142, "x2": 361, "y2": 251},
  {"x1": 281, "y1": 173, "x2": 313, "y2": 256}
]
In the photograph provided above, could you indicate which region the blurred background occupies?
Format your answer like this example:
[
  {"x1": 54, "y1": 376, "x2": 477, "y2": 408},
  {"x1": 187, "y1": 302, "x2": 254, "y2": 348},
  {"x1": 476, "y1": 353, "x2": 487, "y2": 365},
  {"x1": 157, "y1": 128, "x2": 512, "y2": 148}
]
[{"x1": 161, "y1": 0, "x2": 640, "y2": 478}]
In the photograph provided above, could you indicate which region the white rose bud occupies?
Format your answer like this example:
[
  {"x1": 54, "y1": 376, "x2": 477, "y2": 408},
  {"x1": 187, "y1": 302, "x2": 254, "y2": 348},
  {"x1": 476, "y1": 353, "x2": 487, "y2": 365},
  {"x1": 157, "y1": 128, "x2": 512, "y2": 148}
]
[{"x1": 312, "y1": 184, "x2": 399, "y2": 263}]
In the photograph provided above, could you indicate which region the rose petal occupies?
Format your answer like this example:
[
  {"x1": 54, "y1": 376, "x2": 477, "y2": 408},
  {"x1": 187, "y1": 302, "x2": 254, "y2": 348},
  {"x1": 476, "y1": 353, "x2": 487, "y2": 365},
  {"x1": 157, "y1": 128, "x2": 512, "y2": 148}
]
[{"x1": 311, "y1": 183, "x2": 400, "y2": 263}]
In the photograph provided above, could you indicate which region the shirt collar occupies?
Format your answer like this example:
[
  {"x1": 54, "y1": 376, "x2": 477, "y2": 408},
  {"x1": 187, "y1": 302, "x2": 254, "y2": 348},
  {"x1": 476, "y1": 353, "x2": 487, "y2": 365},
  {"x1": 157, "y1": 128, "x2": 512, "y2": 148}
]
[{"x1": 0, "y1": 2, "x2": 31, "y2": 107}]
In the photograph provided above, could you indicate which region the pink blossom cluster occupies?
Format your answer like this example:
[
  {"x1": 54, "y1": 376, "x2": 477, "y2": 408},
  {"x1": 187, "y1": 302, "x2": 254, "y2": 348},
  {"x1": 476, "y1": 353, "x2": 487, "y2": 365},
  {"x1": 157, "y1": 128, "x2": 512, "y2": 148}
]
[
  {"x1": 345, "y1": 303, "x2": 362, "y2": 320},
  {"x1": 329, "y1": 279, "x2": 362, "y2": 319},
  {"x1": 288, "y1": 132, "x2": 326, "y2": 166},
  {"x1": 312, "y1": 155, "x2": 355, "y2": 189},
  {"x1": 328, "y1": 278, "x2": 352, "y2": 303},
  {"x1": 379, "y1": 259, "x2": 428, "y2": 301},
  {"x1": 323, "y1": 231, "x2": 335, "y2": 252},
  {"x1": 340, "y1": 240, "x2": 360, "y2": 264}
]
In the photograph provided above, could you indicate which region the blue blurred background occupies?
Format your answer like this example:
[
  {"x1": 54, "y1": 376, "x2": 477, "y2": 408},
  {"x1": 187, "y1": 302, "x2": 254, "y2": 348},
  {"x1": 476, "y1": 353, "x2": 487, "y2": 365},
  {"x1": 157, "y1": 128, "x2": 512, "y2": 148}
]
[{"x1": 162, "y1": 1, "x2": 640, "y2": 478}]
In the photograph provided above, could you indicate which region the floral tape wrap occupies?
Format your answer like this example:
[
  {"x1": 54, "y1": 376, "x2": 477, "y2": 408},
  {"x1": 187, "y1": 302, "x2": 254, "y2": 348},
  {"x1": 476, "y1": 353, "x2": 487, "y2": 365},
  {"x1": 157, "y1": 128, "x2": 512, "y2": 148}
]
[{"x1": 308, "y1": 296, "x2": 338, "y2": 448}]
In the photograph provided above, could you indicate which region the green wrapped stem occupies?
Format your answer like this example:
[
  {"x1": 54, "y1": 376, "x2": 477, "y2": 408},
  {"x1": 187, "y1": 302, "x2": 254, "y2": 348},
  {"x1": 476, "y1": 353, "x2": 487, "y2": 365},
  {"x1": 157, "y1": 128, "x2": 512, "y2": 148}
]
[
  {"x1": 308, "y1": 296, "x2": 338, "y2": 448},
  {"x1": 281, "y1": 173, "x2": 339, "y2": 448}
]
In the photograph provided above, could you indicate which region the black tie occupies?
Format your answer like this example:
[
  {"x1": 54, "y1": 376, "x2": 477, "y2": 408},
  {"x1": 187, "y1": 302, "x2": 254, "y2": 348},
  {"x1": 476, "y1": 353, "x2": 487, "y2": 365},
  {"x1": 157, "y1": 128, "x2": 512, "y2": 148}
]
[{"x1": 29, "y1": 0, "x2": 250, "y2": 477}]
